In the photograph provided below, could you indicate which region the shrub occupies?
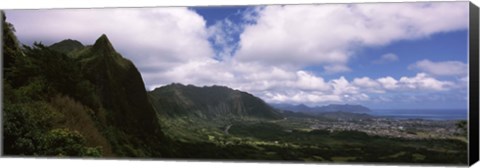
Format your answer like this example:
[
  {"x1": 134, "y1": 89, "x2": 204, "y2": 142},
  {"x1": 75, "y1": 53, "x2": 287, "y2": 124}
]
[
  {"x1": 3, "y1": 102, "x2": 57, "y2": 155},
  {"x1": 40, "y1": 128, "x2": 102, "y2": 157},
  {"x1": 49, "y1": 95, "x2": 112, "y2": 156}
]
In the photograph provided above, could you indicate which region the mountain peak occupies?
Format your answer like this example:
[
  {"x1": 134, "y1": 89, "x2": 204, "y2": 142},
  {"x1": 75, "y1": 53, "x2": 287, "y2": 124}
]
[
  {"x1": 92, "y1": 34, "x2": 115, "y2": 54},
  {"x1": 50, "y1": 39, "x2": 84, "y2": 54}
]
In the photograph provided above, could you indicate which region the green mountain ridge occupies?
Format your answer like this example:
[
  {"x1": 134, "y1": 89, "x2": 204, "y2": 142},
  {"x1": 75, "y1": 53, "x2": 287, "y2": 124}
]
[
  {"x1": 149, "y1": 83, "x2": 283, "y2": 120},
  {"x1": 49, "y1": 39, "x2": 84, "y2": 55},
  {"x1": 74, "y1": 34, "x2": 161, "y2": 135}
]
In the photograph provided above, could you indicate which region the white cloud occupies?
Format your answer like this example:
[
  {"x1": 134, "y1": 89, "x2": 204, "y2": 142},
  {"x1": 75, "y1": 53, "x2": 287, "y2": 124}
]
[
  {"x1": 5, "y1": 3, "x2": 468, "y2": 107},
  {"x1": 377, "y1": 76, "x2": 399, "y2": 90},
  {"x1": 257, "y1": 72, "x2": 458, "y2": 105},
  {"x1": 356, "y1": 72, "x2": 454, "y2": 93},
  {"x1": 353, "y1": 77, "x2": 385, "y2": 93},
  {"x1": 264, "y1": 91, "x2": 343, "y2": 105},
  {"x1": 6, "y1": 8, "x2": 214, "y2": 88},
  {"x1": 144, "y1": 60, "x2": 236, "y2": 89},
  {"x1": 373, "y1": 53, "x2": 399, "y2": 64},
  {"x1": 234, "y1": 2, "x2": 468, "y2": 72},
  {"x1": 353, "y1": 77, "x2": 380, "y2": 88},
  {"x1": 357, "y1": 73, "x2": 454, "y2": 92},
  {"x1": 293, "y1": 71, "x2": 331, "y2": 91},
  {"x1": 330, "y1": 76, "x2": 359, "y2": 95},
  {"x1": 409, "y1": 59, "x2": 468, "y2": 76},
  {"x1": 207, "y1": 18, "x2": 242, "y2": 59}
]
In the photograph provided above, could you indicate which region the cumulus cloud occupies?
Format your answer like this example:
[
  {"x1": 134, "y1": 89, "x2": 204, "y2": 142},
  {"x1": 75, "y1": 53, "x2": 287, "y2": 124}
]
[
  {"x1": 234, "y1": 2, "x2": 468, "y2": 72},
  {"x1": 377, "y1": 76, "x2": 399, "y2": 90},
  {"x1": 353, "y1": 77, "x2": 384, "y2": 93},
  {"x1": 4, "y1": 2, "x2": 469, "y2": 107},
  {"x1": 408, "y1": 59, "x2": 468, "y2": 76},
  {"x1": 207, "y1": 18, "x2": 242, "y2": 59},
  {"x1": 353, "y1": 77, "x2": 380, "y2": 88},
  {"x1": 6, "y1": 8, "x2": 214, "y2": 88},
  {"x1": 256, "y1": 72, "x2": 457, "y2": 105},
  {"x1": 144, "y1": 59, "x2": 235, "y2": 89},
  {"x1": 398, "y1": 73, "x2": 455, "y2": 91},
  {"x1": 293, "y1": 71, "x2": 331, "y2": 91},
  {"x1": 354, "y1": 73, "x2": 455, "y2": 92},
  {"x1": 373, "y1": 53, "x2": 399, "y2": 64}
]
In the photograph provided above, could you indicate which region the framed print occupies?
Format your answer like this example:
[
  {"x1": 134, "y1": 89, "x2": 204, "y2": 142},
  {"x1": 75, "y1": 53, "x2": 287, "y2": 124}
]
[{"x1": 2, "y1": 1, "x2": 479, "y2": 167}]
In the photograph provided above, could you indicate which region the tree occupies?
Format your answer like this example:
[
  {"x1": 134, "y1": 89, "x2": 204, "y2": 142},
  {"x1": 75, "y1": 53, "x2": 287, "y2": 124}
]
[{"x1": 2, "y1": 11, "x2": 22, "y2": 80}]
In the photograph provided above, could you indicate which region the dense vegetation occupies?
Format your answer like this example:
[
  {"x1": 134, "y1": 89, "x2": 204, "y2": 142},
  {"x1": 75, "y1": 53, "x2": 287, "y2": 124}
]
[
  {"x1": 49, "y1": 39, "x2": 84, "y2": 55},
  {"x1": 149, "y1": 83, "x2": 282, "y2": 119},
  {"x1": 3, "y1": 42, "x2": 106, "y2": 156}
]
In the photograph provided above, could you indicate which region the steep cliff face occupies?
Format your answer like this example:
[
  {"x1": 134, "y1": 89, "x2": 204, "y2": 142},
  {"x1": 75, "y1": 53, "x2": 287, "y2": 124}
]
[
  {"x1": 149, "y1": 83, "x2": 283, "y2": 120},
  {"x1": 74, "y1": 34, "x2": 161, "y2": 135},
  {"x1": 49, "y1": 39, "x2": 84, "y2": 55}
]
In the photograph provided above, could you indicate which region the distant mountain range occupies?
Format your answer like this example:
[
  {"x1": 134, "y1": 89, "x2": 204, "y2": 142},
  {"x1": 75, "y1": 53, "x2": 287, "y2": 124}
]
[{"x1": 272, "y1": 103, "x2": 371, "y2": 114}]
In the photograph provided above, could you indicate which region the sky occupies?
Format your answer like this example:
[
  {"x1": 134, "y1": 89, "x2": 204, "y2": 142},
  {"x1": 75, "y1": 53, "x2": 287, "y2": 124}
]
[{"x1": 4, "y1": 2, "x2": 470, "y2": 109}]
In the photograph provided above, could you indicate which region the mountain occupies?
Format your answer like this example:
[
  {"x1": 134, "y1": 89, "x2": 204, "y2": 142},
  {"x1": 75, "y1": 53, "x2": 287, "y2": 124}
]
[
  {"x1": 273, "y1": 103, "x2": 371, "y2": 114},
  {"x1": 49, "y1": 39, "x2": 84, "y2": 55},
  {"x1": 271, "y1": 103, "x2": 313, "y2": 113},
  {"x1": 149, "y1": 83, "x2": 283, "y2": 120},
  {"x1": 73, "y1": 34, "x2": 161, "y2": 135}
]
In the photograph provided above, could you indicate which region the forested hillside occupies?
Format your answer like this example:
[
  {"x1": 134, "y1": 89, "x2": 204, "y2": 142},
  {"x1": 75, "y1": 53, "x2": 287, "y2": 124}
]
[
  {"x1": 2, "y1": 12, "x2": 165, "y2": 157},
  {"x1": 149, "y1": 83, "x2": 282, "y2": 120}
]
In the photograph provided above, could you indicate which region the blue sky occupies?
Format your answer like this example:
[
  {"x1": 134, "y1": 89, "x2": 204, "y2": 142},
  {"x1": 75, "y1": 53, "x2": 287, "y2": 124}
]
[
  {"x1": 193, "y1": 6, "x2": 469, "y2": 81},
  {"x1": 5, "y1": 2, "x2": 470, "y2": 109},
  {"x1": 306, "y1": 30, "x2": 468, "y2": 81},
  {"x1": 193, "y1": 6, "x2": 249, "y2": 27}
]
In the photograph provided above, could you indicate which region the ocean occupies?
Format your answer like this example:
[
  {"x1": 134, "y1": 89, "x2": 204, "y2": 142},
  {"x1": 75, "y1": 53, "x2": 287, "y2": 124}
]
[{"x1": 369, "y1": 109, "x2": 468, "y2": 120}]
